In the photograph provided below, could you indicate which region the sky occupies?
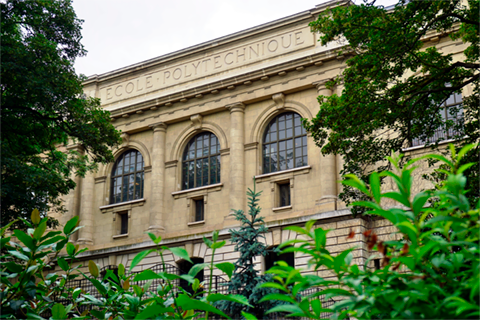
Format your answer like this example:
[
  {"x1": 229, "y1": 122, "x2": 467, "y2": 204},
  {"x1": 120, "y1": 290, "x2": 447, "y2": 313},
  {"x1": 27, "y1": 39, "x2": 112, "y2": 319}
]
[{"x1": 73, "y1": 0, "x2": 397, "y2": 77}]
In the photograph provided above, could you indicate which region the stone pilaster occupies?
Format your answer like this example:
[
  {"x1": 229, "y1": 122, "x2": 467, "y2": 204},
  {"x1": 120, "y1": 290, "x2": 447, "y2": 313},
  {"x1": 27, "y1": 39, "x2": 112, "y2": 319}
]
[
  {"x1": 65, "y1": 144, "x2": 84, "y2": 242},
  {"x1": 77, "y1": 169, "x2": 94, "y2": 245},
  {"x1": 335, "y1": 79, "x2": 346, "y2": 208},
  {"x1": 226, "y1": 102, "x2": 246, "y2": 213},
  {"x1": 148, "y1": 122, "x2": 167, "y2": 234},
  {"x1": 313, "y1": 80, "x2": 337, "y2": 212}
]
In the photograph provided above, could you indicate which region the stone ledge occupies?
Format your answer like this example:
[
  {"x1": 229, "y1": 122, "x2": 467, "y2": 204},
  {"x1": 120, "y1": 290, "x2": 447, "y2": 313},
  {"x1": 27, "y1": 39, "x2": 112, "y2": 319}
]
[
  {"x1": 171, "y1": 183, "x2": 223, "y2": 199},
  {"x1": 254, "y1": 165, "x2": 311, "y2": 183},
  {"x1": 272, "y1": 205, "x2": 292, "y2": 212},
  {"x1": 99, "y1": 198, "x2": 146, "y2": 213}
]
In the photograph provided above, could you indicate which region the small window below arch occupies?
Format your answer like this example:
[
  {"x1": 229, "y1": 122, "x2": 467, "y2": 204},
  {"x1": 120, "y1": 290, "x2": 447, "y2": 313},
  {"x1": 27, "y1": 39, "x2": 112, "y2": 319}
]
[
  {"x1": 111, "y1": 150, "x2": 144, "y2": 204},
  {"x1": 182, "y1": 132, "x2": 221, "y2": 190},
  {"x1": 263, "y1": 112, "x2": 307, "y2": 174}
]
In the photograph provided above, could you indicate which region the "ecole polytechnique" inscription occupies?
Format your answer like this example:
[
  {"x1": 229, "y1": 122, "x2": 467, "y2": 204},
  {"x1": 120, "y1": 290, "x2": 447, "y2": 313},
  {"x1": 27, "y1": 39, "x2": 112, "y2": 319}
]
[{"x1": 101, "y1": 28, "x2": 314, "y2": 104}]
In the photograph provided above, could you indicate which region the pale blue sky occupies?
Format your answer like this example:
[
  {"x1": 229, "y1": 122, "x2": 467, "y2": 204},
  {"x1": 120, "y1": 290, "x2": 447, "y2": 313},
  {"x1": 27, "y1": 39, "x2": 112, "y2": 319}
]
[{"x1": 73, "y1": 0, "x2": 397, "y2": 77}]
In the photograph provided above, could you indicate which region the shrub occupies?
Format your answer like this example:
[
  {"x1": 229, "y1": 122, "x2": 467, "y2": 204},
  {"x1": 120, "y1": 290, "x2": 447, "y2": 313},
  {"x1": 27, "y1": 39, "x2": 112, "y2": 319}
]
[{"x1": 260, "y1": 144, "x2": 479, "y2": 319}]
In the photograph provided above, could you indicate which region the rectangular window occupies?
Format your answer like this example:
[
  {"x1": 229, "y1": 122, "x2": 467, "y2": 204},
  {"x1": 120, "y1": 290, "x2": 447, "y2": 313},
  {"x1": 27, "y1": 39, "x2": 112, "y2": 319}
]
[
  {"x1": 279, "y1": 183, "x2": 291, "y2": 207},
  {"x1": 194, "y1": 198, "x2": 204, "y2": 221},
  {"x1": 120, "y1": 212, "x2": 128, "y2": 235}
]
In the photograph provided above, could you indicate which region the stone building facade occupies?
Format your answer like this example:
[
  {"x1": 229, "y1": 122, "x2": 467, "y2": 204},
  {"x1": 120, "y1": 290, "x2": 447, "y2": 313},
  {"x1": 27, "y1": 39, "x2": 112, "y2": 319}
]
[{"x1": 56, "y1": 0, "x2": 471, "y2": 280}]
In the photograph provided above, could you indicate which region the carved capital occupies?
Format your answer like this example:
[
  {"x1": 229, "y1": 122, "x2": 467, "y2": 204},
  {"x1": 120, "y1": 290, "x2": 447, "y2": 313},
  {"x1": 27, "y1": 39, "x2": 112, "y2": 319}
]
[
  {"x1": 272, "y1": 93, "x2": 285, "y2": 110},
  {"x1": 225, "y1": 102, "x2": 245, "y2": 113},
  {"x1": 150, "y1": 122, "x2": 167, "y2": 133},
  {"x1": 312, "y1": 78, "x2": 334, "y2": 94},
  {"x1": 190, "y1": 114, "x2": 203, "y2": 131},
  {"x1": 120, "y1": 132, "x2": 130, "y2": 147}
]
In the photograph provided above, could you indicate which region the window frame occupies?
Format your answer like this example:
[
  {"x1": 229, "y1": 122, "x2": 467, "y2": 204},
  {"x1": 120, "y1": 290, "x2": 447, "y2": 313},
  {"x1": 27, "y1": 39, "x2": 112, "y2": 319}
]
[
  {"x1": 110, "y1": 150, "x2": 145, "y2": 205},
  {"x1": 181, "y1": 132, "x2": 221, "y2": 190},
  {"x1": 262, "y1": 112, "x2": 308, "y2": 174}
]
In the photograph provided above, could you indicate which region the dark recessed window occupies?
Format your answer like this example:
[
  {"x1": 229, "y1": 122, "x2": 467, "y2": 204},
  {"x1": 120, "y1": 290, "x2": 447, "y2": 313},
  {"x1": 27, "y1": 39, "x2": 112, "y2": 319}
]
[
  {"x1": 374, "y1": 258, "x2": 381, "y2": 270},
  {"x1": 265, "y1": 246, "x2": 295, "y2": 271},
  {"x1": 178, "y1": 258, "x2": 204, "y2": 295},
  {"x1": 279, "y1": 183, "x2": 291, "y2": 207},
  {"x1": 194, "y1": 198, "x2": 204, "y2": 221},
  {"x1": 182, "y1": 132, "x2": 221, "y2": 190},
  {"x1": 263, "y1": 112, "x2": 307, "y2": 174},
  {"x1": 120, "y1": 213, "x2": 128, "y2": 235},
  {"x1": 111, "y1": 150, "x2": 144, "y2": 204}
]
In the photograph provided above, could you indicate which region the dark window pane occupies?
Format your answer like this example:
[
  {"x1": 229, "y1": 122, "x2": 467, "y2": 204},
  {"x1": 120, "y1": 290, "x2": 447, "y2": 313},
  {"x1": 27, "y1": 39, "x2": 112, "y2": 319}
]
[
  {"x1": 122, "y1": 176, "x2": 129, "y2": 202},
  {"x1": 294, "y1": 114, "x2": 301, "y2": 126},
  {"x1": 265, "y1": 247, "x2": 294, "y2": 271},
  {"x1": 270, "y1": 132, "x2": 276, "y2": 141},
  {"x1": 446, "y1": 94, "x2": 455, "y2": 105},
  {"x1": 195, "y1": 199, "x2": 204, "y2": 221},
  {"x1": 279, "y1": 121, "x2": 285, "y2": 130},
  {"x1": 120, "y1": 214, "x2": 128, "y2": 234},
  {"x1": 279, "y1": 141, "x2": 286, "y2": 151},
  {"x1": 286, "y1": 119, "x2": 293, "y2": 129},
  {"x1": 295, "y1": 126, "x2": 302, "y2": 136},
  {"x1": 279, "y1": 183, "x2": 290, "y2": 207}
]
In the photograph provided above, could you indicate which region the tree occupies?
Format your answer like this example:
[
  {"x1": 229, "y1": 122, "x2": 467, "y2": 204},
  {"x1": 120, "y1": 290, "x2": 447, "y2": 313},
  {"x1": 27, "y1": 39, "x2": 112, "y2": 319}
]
[
  {"x1": 217, "y1": 182, "x2": 279, "y2": 319},
  {"x1": 261, "y1": 144, "x2": 480, "y2": 319},
  {"x1": 1, "y1": 0, "x2": 121, "y2": 228},
  {"x1": 304, "y1": 0, "x2": 479, "y2": 212}
]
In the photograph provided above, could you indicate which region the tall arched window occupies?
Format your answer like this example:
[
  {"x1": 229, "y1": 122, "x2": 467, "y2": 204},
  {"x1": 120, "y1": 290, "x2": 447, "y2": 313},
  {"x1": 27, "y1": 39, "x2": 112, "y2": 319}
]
[
  {"x1": 182, "y1": 132, "x2": 220, "y2": 190},
  {"x1": 111, "y1": 150, "x2": 144, "y2": 204},
  {"x1": 263, "y1": 112, "x2": 307, "y2": 174}
]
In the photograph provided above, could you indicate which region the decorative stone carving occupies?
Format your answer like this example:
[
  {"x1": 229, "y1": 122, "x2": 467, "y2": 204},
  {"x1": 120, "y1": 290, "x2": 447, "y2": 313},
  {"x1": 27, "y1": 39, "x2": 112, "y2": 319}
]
[
  {"x1": 120, "y1": 132, "x2": 130, "y2": 147},
  {"x1": 272, "y1": 93, "x2": 285, "y2": 109},
  {"x1": 190, "y1": 114, "x2": 203, "y2": 131}
]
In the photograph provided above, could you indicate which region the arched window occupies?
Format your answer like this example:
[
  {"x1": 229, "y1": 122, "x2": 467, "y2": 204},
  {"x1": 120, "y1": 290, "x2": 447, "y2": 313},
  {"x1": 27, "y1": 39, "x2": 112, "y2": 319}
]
[
  {"x1": 263, "y1": 112, "x2": 307, "y2": 174},
  {"x1": 111, "y1": 150, "x2": 144, "y2": 204},
  {"x1": 182, "y1": 132, "x2": 220, "y2": 190}
]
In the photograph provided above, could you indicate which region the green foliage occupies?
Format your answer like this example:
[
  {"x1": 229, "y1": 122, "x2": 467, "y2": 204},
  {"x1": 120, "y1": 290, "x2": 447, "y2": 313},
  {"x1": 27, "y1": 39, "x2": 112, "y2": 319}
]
[
  {"x1": 1, "y1": 213, "x2": 247, "y2": 319},
  {"x1": 1, "y1": 210, "x2": 86, "y2": 318},
  {"x1": 84, "y1": 230, "x2": 247, "y2": 320},
  {"x1": 261, "y1": 144, "x2": 479, "y2": 319},
  {"x1": 305, "y1": 0, "x2": 479, "y2": 214},
  {"x1": 1, "y1": 0, "x2": 121, "y2": 229},
  {"x1": 217, "y1": 181, "x2": 281, "y2": 319}
]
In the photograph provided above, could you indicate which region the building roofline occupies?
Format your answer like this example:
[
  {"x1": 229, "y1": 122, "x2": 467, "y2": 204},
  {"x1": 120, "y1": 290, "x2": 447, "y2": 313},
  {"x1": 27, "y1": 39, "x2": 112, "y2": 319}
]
[{"x1": 83, "y1": 0, "x2": 350, "y2": 84}]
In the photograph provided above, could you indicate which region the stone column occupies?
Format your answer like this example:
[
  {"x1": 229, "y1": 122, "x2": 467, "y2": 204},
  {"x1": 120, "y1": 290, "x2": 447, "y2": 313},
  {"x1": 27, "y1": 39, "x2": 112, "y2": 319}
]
[
  {"x1": 77, "y1": 168, "x2": 94, "y2": 245},
  {"x1": 335, "y1": 80, "x2": 346, "y2": 208},
  {"x1": 226, "y1": 102, "x2": 246, "y2": 213},
  {"x1": 148, "y1": 122, "x2": 167, "y2": 234},
  {"x1": 314, "y1": 80, "x2": 337, "y2": 211}
]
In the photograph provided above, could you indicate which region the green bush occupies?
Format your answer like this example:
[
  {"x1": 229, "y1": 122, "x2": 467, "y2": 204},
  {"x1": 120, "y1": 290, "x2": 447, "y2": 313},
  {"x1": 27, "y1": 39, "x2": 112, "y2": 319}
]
[
  {"x1": 1, "y1": 214, "x2": 250, "y2": 319},
  {"x1": 260, "y1": 144, "x2": 479, "y2": 319}
]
